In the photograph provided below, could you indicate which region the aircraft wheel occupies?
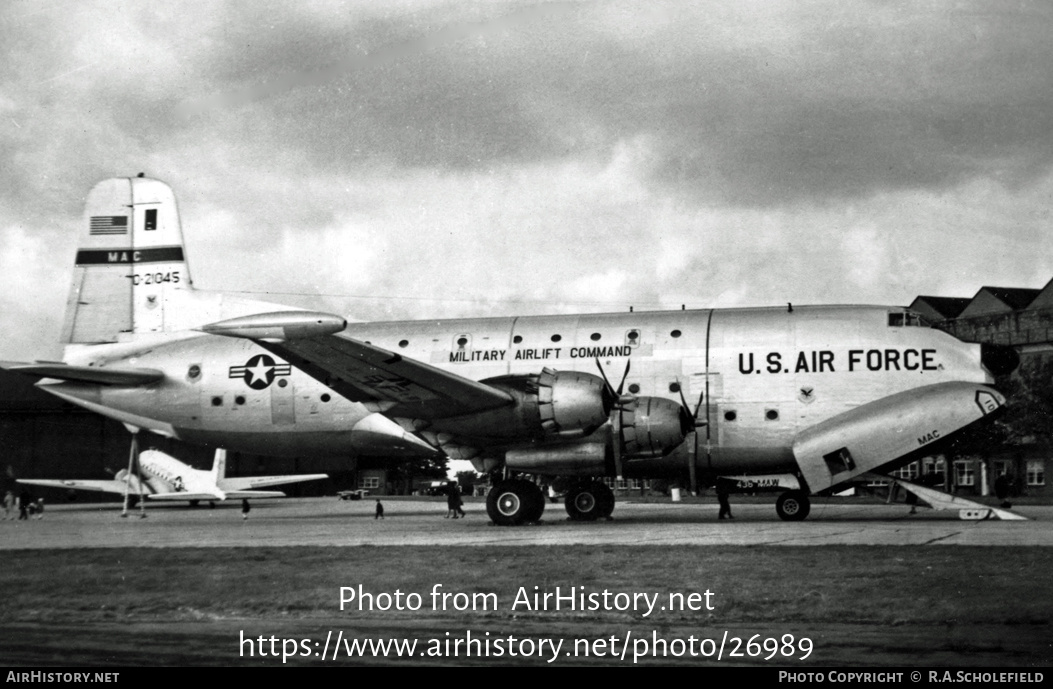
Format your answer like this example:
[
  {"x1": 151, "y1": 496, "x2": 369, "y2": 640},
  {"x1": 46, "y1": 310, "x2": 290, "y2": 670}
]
[
  {"x1": 565, "y1": 481, "x2": 615, "y2": 521},
  {"x1": 189, "y1": 500, "x2": 200, "y2": 508},
  {"x1": 776, "y1": 491, "x2": 810, "y2": 521},
  {"x1": 487, "y1": 479, "x2": 544, "y2": 526}
]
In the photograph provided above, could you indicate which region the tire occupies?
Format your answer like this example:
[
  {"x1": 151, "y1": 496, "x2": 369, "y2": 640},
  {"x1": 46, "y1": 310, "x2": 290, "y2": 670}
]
[
  {"x1": 565, "y1": 481, "x2": 615, "y2": 521},
  {"x1": 487, "y1": 479, "x2": 544, "y2": 526},
  {"x1": 776, "y1": 491, "x2": 810, "y2": 521}
]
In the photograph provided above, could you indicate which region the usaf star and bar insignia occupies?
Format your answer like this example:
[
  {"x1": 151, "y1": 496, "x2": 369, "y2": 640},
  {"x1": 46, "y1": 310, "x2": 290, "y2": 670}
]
[{"x1": 229, "y1": 354, "x2": 292, "y2": 390}]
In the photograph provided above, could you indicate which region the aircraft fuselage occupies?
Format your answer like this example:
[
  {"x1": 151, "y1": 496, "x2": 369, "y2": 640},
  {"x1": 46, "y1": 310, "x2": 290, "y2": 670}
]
[{"x1": 46, "y1": 303, "x2": 992, "y2": 482}]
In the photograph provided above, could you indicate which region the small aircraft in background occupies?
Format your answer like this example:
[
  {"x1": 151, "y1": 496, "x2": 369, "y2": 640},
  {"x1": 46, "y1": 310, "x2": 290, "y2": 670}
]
[{"x1": 17, "y1": 448, "x2": 328, "y2": 507}]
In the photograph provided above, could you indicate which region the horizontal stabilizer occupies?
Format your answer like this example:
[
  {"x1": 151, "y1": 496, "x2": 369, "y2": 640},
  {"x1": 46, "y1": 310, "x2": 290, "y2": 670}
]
[
  {"x1": 2, "y1": 362, "x2": 164, "y2": 386},
  {"x1": 200, "y1": 311, "x2": 347, "y2": 341}
]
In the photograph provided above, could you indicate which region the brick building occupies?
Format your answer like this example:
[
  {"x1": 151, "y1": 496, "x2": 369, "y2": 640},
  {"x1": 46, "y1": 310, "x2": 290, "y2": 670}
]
[{"x1": 909, "y1": 278, "x2": 1053, "y2": 498}]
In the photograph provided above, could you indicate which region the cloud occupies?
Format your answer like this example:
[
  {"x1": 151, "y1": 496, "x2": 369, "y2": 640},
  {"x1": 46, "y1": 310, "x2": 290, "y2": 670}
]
[{"x1": 2, "y1": 0, "x2": 1053, "y2": 361}]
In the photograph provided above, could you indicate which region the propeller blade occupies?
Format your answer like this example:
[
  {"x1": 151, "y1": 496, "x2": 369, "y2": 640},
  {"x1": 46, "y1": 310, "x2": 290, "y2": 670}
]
[
  {"x1": 594, "y1": 358, "x2": 615, "y2": 395},
  {"x1": 692, "y1": 388, "x2": 705, "y2": 422},
  {"x1": 611, "y1": 408, "x2": 624, "y2": 479},
  {"x1": 616, "y1": 359, "x2": 631, "y2": 395},
  {"x1": 596, "y1": 357, "x2": 636, "y2": 407},
  {"x1": 675, "y1": 379, "x2": 707, "y2": 434}
]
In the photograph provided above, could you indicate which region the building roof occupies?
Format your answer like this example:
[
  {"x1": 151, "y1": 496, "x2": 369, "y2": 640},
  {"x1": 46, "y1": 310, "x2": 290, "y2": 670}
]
[
  {"x1": 979, "y1": 287, "x2": 1042, "y2": 310},
  {"x1": 956, "y1": 286, "x2": 1042, "y2": 319},
  {"x1": 1027, "y1": 276, "x2": 1053, "y2": 310},
  {"x1": 910, "y1": 296, "x2": 972, "y2": 320}
]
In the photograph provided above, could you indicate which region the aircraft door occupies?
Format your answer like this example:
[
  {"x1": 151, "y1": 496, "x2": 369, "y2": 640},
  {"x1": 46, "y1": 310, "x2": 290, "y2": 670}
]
[{"x1": 270, "y1": 378, "x2": 295, "y2": 426}]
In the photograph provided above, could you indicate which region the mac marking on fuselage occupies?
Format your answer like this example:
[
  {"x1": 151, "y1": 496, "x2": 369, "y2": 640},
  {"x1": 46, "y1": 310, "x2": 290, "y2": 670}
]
[{"x1": 2, "y1": 175, "x2": 1021, "y2": 525}]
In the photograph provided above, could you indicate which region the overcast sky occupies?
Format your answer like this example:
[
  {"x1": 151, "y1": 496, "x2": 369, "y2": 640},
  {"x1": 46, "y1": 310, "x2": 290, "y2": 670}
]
[{"x1": 3, "y1": 0, "x2": 1053, "y2": 361}]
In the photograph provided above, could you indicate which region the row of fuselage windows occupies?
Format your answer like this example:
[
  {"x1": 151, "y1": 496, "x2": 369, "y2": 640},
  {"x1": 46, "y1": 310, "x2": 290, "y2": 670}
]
[
  {"x1": 209, "y1": 392, "x2": 332, "y2": 407},
  {"x1": 376, "y1": 311, "x2": 927, "y2": 350},
  {"x1": 386, "y1": 329, "x2": 685, "y2": 349}
]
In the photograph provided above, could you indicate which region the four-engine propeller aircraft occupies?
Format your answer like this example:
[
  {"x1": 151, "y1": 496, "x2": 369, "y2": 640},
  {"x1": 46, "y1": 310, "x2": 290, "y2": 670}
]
[
  {"x1": 17, "y1": 447, "x2": 328, "y2": 506},
  {"x1": 3, "y1": 176, "x2": 1021, "y2": 525}
]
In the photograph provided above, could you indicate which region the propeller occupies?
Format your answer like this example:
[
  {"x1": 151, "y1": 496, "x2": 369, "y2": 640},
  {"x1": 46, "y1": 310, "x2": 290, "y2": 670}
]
[
  {"x1": 676, "y1": 380, "x2": 707, "y2": 437},
  {"x1": 595, "y1": 357, "x2": 636, "y2": 479},
  {"x1": 673, "y1": 383, "x2": 707, "y2": 438},
  {"x1": 595, "y1": 357, "x2": 635, "y2": 411}
]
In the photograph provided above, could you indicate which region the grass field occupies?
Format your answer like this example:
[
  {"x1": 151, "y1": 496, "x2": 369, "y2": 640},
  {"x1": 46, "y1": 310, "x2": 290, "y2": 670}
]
[{"x1": 1, "y1": 546, "x2": 1051, "y2": 666}]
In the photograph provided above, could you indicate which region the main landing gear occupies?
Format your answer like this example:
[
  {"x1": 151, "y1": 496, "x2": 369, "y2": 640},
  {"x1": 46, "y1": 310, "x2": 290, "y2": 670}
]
[
  {"x1": 486, "y1": 479, "x2": 545, "y2": 526},
  {"x1": 564, "y1": 481, "x2": 615, "y2": 521},
  {"x1": 775, "y1": 490, "x2": 810, "y2": 521}
]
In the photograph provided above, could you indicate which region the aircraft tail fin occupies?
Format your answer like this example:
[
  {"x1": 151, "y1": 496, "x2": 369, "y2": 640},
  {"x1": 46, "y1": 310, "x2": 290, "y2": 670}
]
[
  {"x1": 211, "y1": 449, "x2": 228, "y2": 483},
  {"x1": 61, "y1": 176, "x2": 193, "y2": 344}
]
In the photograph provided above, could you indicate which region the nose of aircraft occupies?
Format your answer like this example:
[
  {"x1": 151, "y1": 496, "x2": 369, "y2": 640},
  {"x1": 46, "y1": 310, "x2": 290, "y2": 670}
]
[{"x1": 980, "y1": 343, "x2": 1020, "y2": 377}]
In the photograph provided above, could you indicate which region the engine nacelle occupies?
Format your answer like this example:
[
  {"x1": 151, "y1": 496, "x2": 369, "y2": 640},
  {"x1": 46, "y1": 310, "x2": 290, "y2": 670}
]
[
  {"x1": 616, "y1": 396, "x2": 691, "y2": 458},
  {"x1": 437, "y1": 368, "x2": 611, "y2": 443},
  {"x1": 505, "y1": 442, "x2": 611, "y2": 476}
]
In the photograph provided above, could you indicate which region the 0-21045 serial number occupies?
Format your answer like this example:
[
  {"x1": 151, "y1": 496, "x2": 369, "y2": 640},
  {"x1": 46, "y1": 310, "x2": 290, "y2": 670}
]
[{"x1": 126, "y1": 271, "x2": 181, "y2": 286}]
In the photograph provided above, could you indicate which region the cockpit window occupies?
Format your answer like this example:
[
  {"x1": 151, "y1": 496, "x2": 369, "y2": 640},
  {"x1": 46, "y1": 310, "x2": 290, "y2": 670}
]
[{"x1": 888, "y1": 311, "x2": 929, "y2": 328}]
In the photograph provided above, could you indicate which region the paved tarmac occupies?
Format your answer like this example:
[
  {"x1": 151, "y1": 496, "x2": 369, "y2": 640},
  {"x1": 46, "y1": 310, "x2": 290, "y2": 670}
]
[{"x1": 1, "y1": 497, "x2": 1049, "y2": 548}]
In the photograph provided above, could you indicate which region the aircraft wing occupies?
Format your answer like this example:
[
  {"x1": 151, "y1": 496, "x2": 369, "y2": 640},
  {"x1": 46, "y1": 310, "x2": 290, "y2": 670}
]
[
  {"x1": 1, "y1": 362, "x2": 164, "y2": 386},
  {"x1": 16, "y1": 478, "x2": 154, "y2": 495},
  {"x1": 222, "y1": 490, "x2": 287, "y2": 499},
  {"x1": 146, "y1": 492, "x2": 225, "y2": 502},
  {"x1": 219, "y1": 474, "x2": 328, "y2": 491},
  {"x1": 201, "y1": 313, "x2": 513, "y2": 419},
  {"x1": 146, "y1": 490, "x2": 287, "y2": 501}
]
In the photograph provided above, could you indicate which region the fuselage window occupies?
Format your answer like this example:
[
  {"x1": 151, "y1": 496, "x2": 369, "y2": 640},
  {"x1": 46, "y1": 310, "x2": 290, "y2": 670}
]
[
  {"x1": 590, "y1": 333, "x2": 601, "y2": 341},
  {"x1": 724, "y1": 410, "x2": 737, "y2": 422},
  {"x1": 321, "y1": 393, "x2": 331, "y2": 403},
  {"x1": 668, "y1": 382, "x2": 681, "y2": 393},
  {"x1": 398, "y1": 339, "x2": 409, "y2": 348},
  {"x1": 551, "y1": 334, "x2": 562, "y2": 343},
  {"x1": 235, "y1": 395, "x2": 246, "y2": 406},
  {"x1": 888, "y1": 311, "x2": 928, "y2": 328},
  {"x1": 628, "y1": 383, "x2": 641, "y2": 394},
  {"x1": 211, "y1": 396, "x2": 223, "y2": 407},
  {"x1": 765, "y1": 409, "x2": 779, "y2": 421},
  {"x1": 513, "y1": 335, "x2": 523, "y2": 344},
  {"x1": 670, "y1": 329, "x2": 681, "y2": 338}
]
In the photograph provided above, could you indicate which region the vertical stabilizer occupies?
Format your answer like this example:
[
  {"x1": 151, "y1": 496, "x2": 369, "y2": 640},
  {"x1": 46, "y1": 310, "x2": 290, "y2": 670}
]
[
  {"x1": 61, "y1": 176, "x2": 192, "y2": 343},
  {"x1": 211, "y1": 449, "x2": 228, "y2": 482}
]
